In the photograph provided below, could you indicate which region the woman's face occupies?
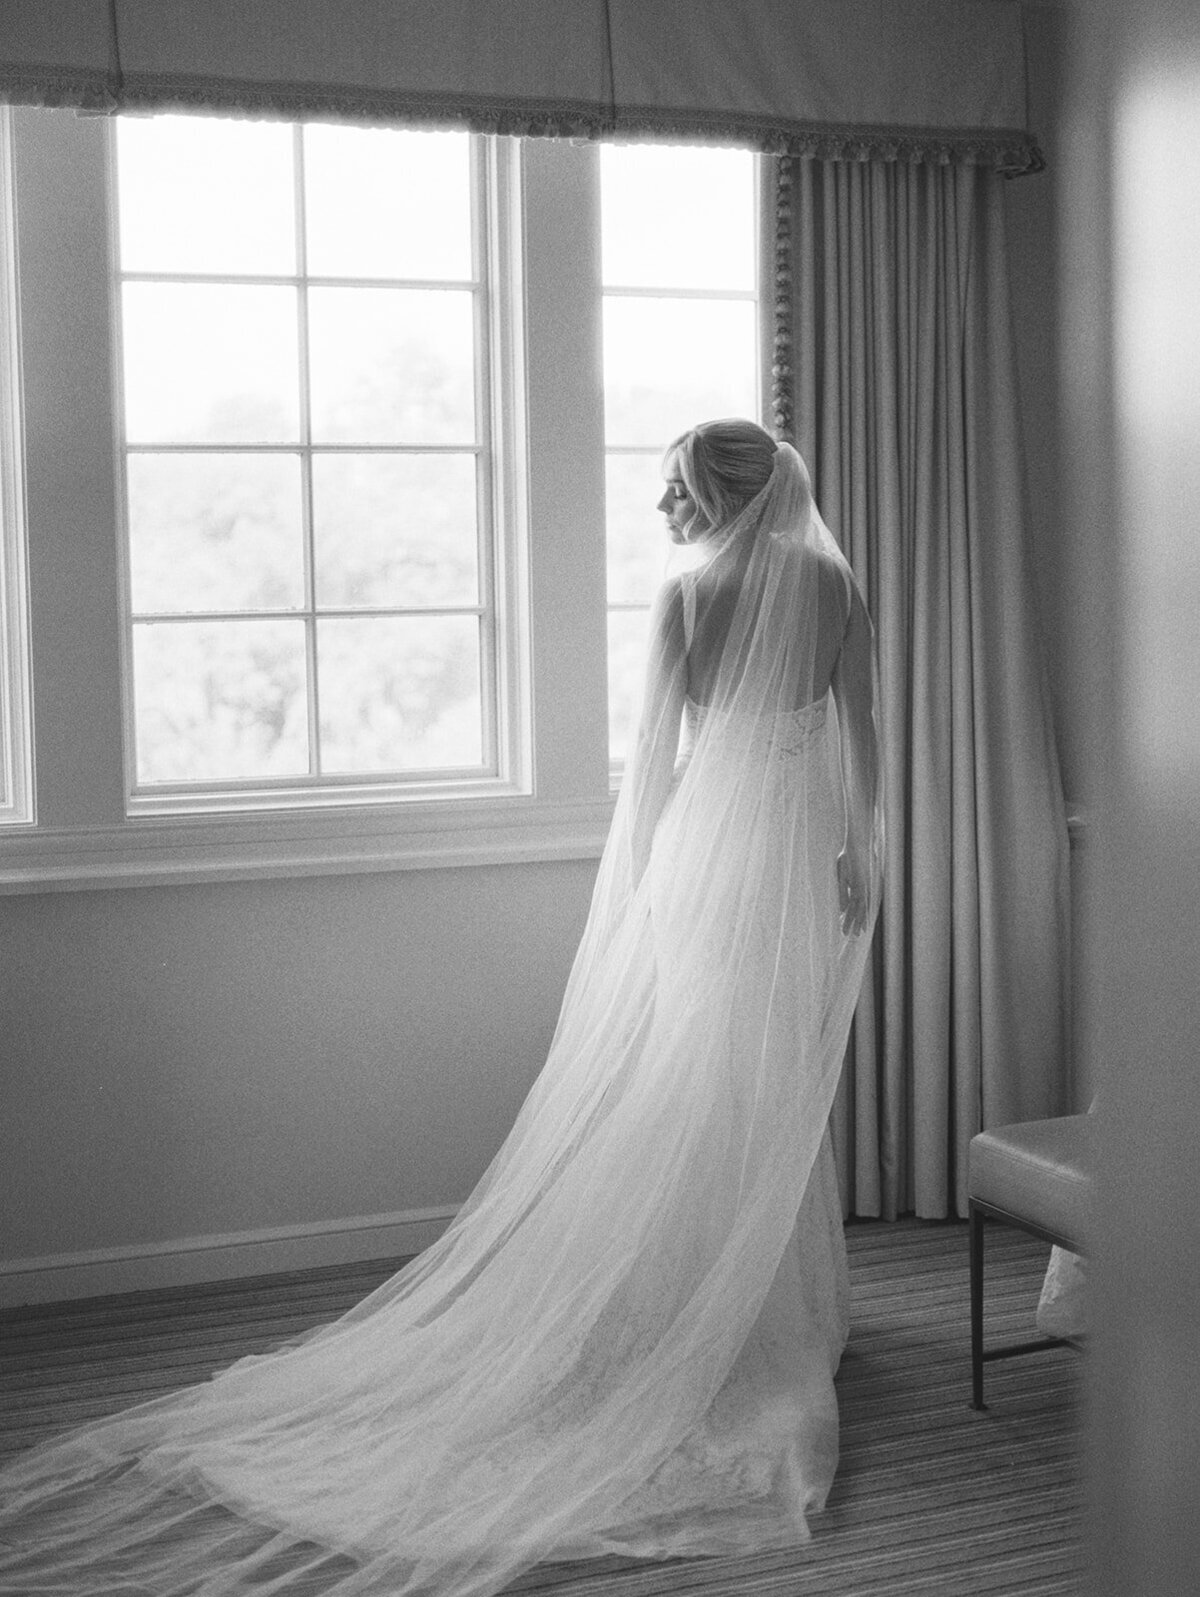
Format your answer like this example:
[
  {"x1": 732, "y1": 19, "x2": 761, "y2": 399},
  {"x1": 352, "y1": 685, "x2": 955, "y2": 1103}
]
[{"x1": 657, "y1": 456, "x2": 709, "y2": 544}]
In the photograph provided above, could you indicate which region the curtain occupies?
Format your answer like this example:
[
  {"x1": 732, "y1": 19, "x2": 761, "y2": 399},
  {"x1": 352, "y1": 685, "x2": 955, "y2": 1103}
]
[
  {"x1": 0, "y1": 1, "x2": 1040, "y2": 175},
  {"x1": 772, "y1": 156, "x2": 1071, "y2": 1218}
]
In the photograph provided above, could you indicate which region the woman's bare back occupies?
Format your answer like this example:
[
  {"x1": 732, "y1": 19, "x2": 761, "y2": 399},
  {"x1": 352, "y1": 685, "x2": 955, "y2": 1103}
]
[{"x1": 684, "y1": 546, "x2": 850, "y2": 709}]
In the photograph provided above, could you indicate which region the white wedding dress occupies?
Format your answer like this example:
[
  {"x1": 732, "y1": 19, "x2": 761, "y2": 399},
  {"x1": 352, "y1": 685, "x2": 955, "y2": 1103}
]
[{"x1": 0, "y1": 444, "x2": 883, "y2": 1597}]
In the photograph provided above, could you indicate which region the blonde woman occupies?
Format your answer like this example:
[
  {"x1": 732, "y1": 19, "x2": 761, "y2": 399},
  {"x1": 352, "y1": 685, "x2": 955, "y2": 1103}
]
[{"x1": 0, "y1": 422, "x2": 883, "y2": 1597}]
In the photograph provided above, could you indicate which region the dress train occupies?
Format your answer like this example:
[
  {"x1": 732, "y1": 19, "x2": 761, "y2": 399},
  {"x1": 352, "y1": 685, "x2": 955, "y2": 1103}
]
[{"x1": 0, "y1": 441, "x2": 883, "y2": 1597}]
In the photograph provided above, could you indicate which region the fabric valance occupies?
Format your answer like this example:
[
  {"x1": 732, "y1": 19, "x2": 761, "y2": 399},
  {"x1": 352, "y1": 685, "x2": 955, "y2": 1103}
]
[{"x1": 0, "y1": 0, "x2": 1042, "y2": 174}]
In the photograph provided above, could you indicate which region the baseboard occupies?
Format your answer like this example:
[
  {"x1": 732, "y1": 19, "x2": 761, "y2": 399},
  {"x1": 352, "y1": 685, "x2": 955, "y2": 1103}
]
[{"x1": 0, "y1": 1206, "x2": 459, "y2": 1308}]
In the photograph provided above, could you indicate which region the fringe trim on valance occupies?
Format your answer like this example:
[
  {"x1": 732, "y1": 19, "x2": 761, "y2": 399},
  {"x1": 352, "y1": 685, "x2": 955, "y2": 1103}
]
[
  {"x1": 0, "y1": 66, "x2": 1045, "y2": 175},
  {"x1": 768, "y1": 144, "x2": 1040, "y2": 444},
  {"x1": 611, "y1": 108, "x2": 1043, "y2": 175},
  {"x1": 771, "y1": 157, "x2": 796, "y2": 439}
]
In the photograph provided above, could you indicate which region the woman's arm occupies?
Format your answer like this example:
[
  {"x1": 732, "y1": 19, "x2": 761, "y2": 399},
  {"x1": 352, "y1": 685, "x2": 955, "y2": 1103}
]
[
  {"x1": 830, "y1": 579, "x2": 879, "y2": 936},
  {"x1": 626, "y1": 576, "x2": 688, "y2": 885}
]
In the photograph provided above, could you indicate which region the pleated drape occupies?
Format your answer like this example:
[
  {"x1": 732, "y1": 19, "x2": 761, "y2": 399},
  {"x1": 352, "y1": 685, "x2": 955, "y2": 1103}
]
[{"x1": 774, "y1": 156, "x2": 1071, "y2": 1217}]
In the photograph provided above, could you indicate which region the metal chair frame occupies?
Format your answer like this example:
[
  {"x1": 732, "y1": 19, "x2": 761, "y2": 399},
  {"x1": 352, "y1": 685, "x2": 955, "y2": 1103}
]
[{"x1": 968, "y1": 1195, "x2": 1085, "y2": 1411}]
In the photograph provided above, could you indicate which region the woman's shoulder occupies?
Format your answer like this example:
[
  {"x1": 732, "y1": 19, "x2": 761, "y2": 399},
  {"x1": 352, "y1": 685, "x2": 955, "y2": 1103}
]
[
  {"x1": 813, "y1": 547, "x2": 856, "y2": 623},
  {"x1": 813, "y1": 543, "x2": 851, "y2": 586},
  {"x1": 649, "y1": 573, "x2": 688, "y2": 653},
  {"x1": 654, "y1": 571, "x2": 688, "y2": 617}
]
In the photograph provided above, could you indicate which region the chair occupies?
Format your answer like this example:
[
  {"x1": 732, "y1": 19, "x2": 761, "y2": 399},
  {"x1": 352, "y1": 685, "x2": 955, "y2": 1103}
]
[{"x1": 967, "y1": 1114, "x2": 1093, "y2": 1410}]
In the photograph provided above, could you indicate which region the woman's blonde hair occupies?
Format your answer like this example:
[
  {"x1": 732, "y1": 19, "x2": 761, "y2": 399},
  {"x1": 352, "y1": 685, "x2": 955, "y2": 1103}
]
[{"x1": 666, "y1": 419, "x2": 780, "y2": 535}]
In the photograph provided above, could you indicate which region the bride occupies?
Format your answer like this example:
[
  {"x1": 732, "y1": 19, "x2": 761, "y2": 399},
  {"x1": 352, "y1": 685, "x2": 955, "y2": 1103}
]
[{"x1": 0, "y1": 420, "x2": 883, "y2": 1596}]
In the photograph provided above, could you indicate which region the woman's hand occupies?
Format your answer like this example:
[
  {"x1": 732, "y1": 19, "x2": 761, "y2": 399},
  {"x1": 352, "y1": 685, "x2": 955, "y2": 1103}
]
[
  {"x1": 837, "y1": 843, "x2": 870, "y2": 937},
  {"x1": 830, "y1": 576, "x2": 878, "y2": 940}
]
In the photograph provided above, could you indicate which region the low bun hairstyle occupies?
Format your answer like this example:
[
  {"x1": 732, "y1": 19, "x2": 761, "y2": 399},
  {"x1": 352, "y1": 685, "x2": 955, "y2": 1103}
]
[{"x1": 666, "y1": 419, "x2": 779, "y2": 535}]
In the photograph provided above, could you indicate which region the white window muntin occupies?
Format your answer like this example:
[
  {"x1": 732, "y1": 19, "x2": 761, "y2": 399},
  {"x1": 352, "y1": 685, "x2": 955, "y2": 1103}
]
[{"x1": 109, "y1": 119, "x2": 525, "y2": 816}]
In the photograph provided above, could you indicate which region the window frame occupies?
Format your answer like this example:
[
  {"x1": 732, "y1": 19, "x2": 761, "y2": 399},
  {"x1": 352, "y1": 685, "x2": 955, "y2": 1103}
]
[
  {"x1": 597, "y1": 142, "x2": 763, "y2": 772},
  {"x1": 0, "y1": 107, "x2": 34, "y2": 830},
  {"x1": 110, "y1": 120, "x2": 527, "y2": 816},
  {"x1": 0, "y1": 112, "x2": 764, "y2": 893}
]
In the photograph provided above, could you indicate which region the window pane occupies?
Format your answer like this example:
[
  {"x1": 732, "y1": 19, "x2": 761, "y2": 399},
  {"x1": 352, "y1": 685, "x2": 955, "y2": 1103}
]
[
  {"x1": 602, "y1": 143, "x2": 758, "y2": 771},
  {"x1": 313, "y1": 453, "x2": 478, "y2": 608},
  {"x1": 122, "y1": 283, "x2": 300, "y2": 443},
  {"x1": 111, "y1": 114, "x2": 501, "y2": 802},
  {"x1": 601, "y1": 145, "x2": 755, "y2": 292},
  {"x1": 606, "y1": 453, "x2": 671, "y2": 606},
  {"x1": 0, "y1": 105, "x2": 32, "y2": 825},
  {"x1": 116, "y1": 115, "x2": 296, "y2": 277},
  {"x1": 308, "y1": 287, "x2": 476, "y2": 444},
  {"x1": 608, "y1": 607, "x2": 651, "y2": 764},
  {"x1": 133, "y1": 620, "x2": 309, "y2": 782},
  {"x1": 603, "y1": 297, "x2": 758, "y2": 448},
  {"x1": 317, "y1": 616, "x2": 482, "y2": 773},
  {"x1": 304, "y1": 127, "x2": 472, "y2": 281},
  {"x1": 128, "y1": 454, "x2": 304, "y2": 615}
]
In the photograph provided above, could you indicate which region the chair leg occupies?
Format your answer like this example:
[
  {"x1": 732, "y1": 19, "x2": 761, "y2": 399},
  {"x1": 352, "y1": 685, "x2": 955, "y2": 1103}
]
[{"x1": 970, "y1": 1200, "x2": 986, "y2": 1410}]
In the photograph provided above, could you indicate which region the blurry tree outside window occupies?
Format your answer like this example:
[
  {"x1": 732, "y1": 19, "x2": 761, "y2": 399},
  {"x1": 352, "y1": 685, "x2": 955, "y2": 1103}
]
[
  {"x1": 599, "y1": 144, "x2": 759, "y2": 764},
  {"x1": 116, "y1": 115, "x2": 489, "y2": 790},
  {"x1": 113, "y1": 121, "x2": 761, "y2": 800}
]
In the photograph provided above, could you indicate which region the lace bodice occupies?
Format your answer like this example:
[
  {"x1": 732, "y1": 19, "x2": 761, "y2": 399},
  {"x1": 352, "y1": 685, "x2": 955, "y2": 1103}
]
[{"x1": 676, "y1": 692, "x2": 830, "y2": 780}]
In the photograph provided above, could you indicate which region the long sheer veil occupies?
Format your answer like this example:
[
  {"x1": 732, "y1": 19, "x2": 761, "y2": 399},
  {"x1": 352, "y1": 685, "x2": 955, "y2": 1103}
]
[{"x1": 0, "y1": 443, "x2": 883, "y2": 1596}]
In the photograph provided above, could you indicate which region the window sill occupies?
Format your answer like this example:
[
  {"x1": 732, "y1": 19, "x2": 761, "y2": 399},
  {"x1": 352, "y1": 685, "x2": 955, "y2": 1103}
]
[
  {"x1": 0, "y1": 797, "x2": 615, "y2": 894},
  {"x1": 1, "y1": 797, "x2": 1085, "y2": 895}
]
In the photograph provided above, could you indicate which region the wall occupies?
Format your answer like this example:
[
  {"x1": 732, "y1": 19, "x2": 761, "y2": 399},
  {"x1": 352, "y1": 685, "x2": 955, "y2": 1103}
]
[
  {"x1": 1005, "y1": 1, "x2": 1079, "y2": 799},
  {"x1": 0, "y1": 860, "x2": 597, "y2": 1302},
  {"x1": 1052, "y1": 1, "x2": 1200, "y2": 1587},
  {"x1": 0, "y1": 115, "x2": 612, "y2": 1306},
  {"x1": 1003, "y1": 3, "x2": 1093, "y2": 1102},
  {"x1": 0, "y1": 6, "x2": 1083, "y2": 1303}
]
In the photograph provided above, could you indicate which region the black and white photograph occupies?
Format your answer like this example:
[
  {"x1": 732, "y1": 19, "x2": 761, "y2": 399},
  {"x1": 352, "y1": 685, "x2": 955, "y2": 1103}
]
[{"x1": 1, "y1": 4, "x2": 1197, "y2": 1594}]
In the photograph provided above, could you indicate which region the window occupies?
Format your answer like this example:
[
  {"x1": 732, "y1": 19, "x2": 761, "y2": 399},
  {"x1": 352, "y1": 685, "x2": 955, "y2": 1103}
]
[
  {"x1": 113, "y1": 117, "x2": 516, "y2": 811},
  {"x1": 0, "y1": 108, "x2": 33, "y2": 828},
  {"x1": 0, "y1": 111, "x2": 762, "y2": 888},
  {"x1": 600, "y1": 144, "x2": 759, "y2": 761}
]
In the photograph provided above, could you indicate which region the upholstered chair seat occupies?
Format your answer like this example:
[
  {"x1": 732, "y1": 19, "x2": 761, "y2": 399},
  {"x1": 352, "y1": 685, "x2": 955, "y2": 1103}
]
[{"x1": 966, "y1": 1114, "x2": 1093, "y2": 1409}]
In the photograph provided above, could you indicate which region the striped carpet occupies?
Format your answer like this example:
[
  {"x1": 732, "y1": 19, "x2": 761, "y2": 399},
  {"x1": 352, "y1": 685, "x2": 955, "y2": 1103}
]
[{"x1": 0, "y1": 1219, "x2": 1084, "y2": 1594}]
